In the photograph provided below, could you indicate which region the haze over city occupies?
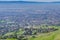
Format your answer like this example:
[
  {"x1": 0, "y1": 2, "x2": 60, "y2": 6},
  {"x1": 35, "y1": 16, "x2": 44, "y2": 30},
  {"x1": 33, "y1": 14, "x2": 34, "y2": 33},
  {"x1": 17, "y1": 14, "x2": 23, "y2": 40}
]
[{"x1": 0, "y1": 0, "x2": 60, "y2": 40}]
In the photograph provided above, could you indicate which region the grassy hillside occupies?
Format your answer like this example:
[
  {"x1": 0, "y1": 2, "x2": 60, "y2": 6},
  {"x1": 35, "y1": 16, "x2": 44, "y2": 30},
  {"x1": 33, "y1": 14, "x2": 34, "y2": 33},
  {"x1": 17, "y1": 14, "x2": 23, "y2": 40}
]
[
  {"x1": 0, "y1": 26, "x2": 60, "y2": 40},
  {"x1": 29, "y1": 27, "x2": 60, "y2": 40}
]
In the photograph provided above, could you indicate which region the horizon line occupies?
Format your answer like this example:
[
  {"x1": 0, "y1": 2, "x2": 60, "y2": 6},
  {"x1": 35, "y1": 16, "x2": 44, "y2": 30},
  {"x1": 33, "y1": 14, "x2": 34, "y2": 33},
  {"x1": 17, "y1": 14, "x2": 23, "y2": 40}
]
[{"x1": 0, "y1": 1, "x2": 60, "y2": 3}]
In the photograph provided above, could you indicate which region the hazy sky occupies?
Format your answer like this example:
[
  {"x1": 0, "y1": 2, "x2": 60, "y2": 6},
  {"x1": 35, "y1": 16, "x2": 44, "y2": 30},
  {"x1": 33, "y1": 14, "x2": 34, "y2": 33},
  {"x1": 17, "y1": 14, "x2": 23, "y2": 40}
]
[
  {"x1": 22, "y1": 0, "x2": 60, "y2": 2},
  {"x1": 0, "y1": 0, "x2": 60, "y2": 2}
]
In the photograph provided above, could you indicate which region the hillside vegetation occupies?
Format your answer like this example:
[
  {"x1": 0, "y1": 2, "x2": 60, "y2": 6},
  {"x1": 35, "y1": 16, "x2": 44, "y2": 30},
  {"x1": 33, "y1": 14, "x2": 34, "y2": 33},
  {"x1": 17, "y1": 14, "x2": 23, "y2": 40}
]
[
  {"x1": 0, "y1": 26, "x2": 60, "y2": 40},
  {"x1": 29, "y1": 27, "x2": 60, "y2": 40}
]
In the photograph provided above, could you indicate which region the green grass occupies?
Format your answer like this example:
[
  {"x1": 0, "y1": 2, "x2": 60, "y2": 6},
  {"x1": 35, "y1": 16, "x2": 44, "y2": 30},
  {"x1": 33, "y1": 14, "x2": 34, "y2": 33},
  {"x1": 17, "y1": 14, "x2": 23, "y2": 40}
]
[
  {"x1": 29, "y1": 26, "x2": 60, "y2": 40},
  {"x1": 6, "y1": 38, "x2": 17, "y2": 40},
  {"x1": 3, "y1": 29, "x2": 24, "y2": 37},
  {"x1": 17, "y1": 29, "x2": 24, "y2": 35},
  {"x1": 1, "y1": 26, "x2": 60, "y2": 40},
  {"x1": 2, "y1": 32, "x2": 15, "y2": 37}
]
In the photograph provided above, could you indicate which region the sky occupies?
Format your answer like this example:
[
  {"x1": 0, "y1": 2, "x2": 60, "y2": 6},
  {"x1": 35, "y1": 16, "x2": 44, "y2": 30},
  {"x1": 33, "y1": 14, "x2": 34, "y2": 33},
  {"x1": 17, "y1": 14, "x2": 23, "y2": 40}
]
[{"x1": 0, "y1": 0, "x2": 60, "y2": 2}]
